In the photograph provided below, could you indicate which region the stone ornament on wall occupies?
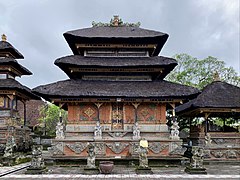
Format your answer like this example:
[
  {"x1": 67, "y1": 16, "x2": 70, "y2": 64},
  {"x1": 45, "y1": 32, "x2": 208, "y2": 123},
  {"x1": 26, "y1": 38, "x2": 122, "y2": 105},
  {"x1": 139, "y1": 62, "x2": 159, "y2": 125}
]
[
  {"x1": 148, "y1": 142, "x2": 168, "y2": 154},
  {"x1": 130, "y1": 142, "x2": 140, "y2": 155},
  {"x1": 48, "y1": 142, "x2": 64, "y2": 155},
  {"x1": 170, "y1": 121, "x2": 180, "y2": 140},
  {"x1": 106, "y1": 142, "x2": 128, "y2": 154},
  {"x1": 108, "y1": 131, "x2": 127, "y2": 138},
  {"x1": 169, "y1": 142, "x2": 186, "y2": 155},
  {"x1": 94, "y1": 142, "x2": 106, "y2": 155},
  {"x1": 225, "y1": 150, "x2": 237, "y2": 159},
  {"x1": 56, "y1": 122, "x2": 65, "y2": 139},
  {"x1": 210, "y1": 150, "x2": 224, "y2": 158},
  {"x1": 66, "y1": 142, "x2": 88, "y2": 154}
]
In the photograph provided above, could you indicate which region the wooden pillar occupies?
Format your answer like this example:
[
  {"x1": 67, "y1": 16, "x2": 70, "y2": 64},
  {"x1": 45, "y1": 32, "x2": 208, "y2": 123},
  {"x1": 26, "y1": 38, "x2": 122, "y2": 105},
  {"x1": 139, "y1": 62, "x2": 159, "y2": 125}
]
[
  {"x1": 95, "y1": 103, "x2": 103, "y2": 123},
  {"x1": 23, "y1": 101, "x2": 26, "y2": 126},
  {"x1": 204, "y1": 113, "x2": 210, "y2": 136},
  {"x1": 169, "y1": 103, "x2": 176, "y2": 122}
]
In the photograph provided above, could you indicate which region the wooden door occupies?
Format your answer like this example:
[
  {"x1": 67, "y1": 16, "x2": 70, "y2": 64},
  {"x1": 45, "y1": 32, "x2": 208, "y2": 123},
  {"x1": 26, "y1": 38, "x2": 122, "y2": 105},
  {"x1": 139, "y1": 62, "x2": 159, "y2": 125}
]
[{"x1": 111, "y1": 102, "x2": 123, "y2": 130}]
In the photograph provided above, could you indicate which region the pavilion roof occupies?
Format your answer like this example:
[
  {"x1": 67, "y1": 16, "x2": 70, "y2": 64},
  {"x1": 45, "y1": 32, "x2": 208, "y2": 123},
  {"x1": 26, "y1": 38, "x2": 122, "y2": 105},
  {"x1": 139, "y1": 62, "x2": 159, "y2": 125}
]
[
  {"x1": 176, "y1": 81, "x2": 240, "y2": 117},
  {"x1": 63, "y1": 26, "x2": 168, "y2": 56},
  {"x1": 0, "y1": 78, "x2": 40, "y2": 100},
  {"x1": 0, "y1": 57, "x2": 32, "y2": 75},
  {"x1": 33, "y1": 79, "x2": 199, "y2": 100},
  {"x1": 54, "y1": 55, "x2": 177, "y2": 79},
  {"x1": 0, "y1": 40, "x2": 24, "y2": 59}
]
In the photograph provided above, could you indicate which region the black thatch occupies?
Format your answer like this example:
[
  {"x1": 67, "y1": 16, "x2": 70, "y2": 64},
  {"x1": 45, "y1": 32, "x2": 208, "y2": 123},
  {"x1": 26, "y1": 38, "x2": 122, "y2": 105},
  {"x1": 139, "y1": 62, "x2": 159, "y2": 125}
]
[
  {"x1": 0, "y1": 41, "x2": 24, "y2": 59},
  {"x1": 33, "y1": 79, "x2": 199, "y2": 100},
  {"x1": 176, "y1": 81, "x2": 240, "y2": 113},
  {"x1": 54, "y1": 55, "x2": 177, "y2": 79},
  {"x1": 63, "y1": 26, "x2": 169, "y2": 56},
  {"x1": 0, "y1": 57, "x2": 32, "y2": 75},
  {"x1": 0, "y1": 79, "x2": 40, "y2": 100}
]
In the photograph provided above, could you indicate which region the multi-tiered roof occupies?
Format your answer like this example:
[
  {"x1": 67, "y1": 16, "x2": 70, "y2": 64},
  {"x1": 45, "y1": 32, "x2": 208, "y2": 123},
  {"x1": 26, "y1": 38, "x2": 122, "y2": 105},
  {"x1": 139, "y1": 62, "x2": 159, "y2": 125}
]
[
  {"x1": 33, "y1": 16, "x2": 199, "y2": 105},
  {"x1": 0, "y1": 34, "x2": 39, "y2": 100}
]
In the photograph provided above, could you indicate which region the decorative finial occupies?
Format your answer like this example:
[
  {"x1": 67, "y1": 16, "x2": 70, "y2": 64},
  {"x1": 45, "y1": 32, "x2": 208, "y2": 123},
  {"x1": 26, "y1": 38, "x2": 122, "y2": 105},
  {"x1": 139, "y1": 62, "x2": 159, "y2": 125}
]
[
  {"x1": 213, "y1": 71, "x2": 220, "y2": 81},
  {"x1": 92, "y1": 16, "x2": 140, "y2": 27},
  {"x1": 113, "y1": 15, "x2": 120, "y2": 26},
  {"x1": 1, "y1": 34, "x2": 7, "y2": 41}
]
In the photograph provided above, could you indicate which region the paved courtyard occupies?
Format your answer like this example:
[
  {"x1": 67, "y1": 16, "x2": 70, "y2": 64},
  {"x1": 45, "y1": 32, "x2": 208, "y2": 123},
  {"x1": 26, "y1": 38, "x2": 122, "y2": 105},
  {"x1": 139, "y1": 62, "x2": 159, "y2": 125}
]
[{"x1": 0, "y1": 162, "x2": 239, "y2": 179}]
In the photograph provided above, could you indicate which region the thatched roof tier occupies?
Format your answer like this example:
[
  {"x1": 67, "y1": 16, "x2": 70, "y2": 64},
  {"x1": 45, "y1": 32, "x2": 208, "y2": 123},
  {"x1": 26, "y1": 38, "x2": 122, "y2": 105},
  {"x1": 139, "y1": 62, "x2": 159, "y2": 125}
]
[
  {"x1": 176, "y1": 81, "x2": 240, "y2": 117},
  {"x1": 0, "y1": 79, "x2": 40, "y2": 100},
  {"x1": 0, "y1": 57, "x2": 32, "y2": 76},
  {"x1": 54, "y1": 55, "x2": 177, "y2": 79},
  {"x1": 63, "y1": 26, "x2": 168, "y2": 56},
  {"x1": 33, "y1": 79, "x2": 199, "y2": 101},
  {"x1": 0, "y1": 40, "x2": 24, "y2": 59}
]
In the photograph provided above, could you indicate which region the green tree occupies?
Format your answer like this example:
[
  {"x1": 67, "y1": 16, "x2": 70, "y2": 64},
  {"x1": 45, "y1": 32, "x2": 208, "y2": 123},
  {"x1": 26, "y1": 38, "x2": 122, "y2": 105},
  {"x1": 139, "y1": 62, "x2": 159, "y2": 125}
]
[
  {"x1": 38, "y1": 103, "x2": 67, "y2": 137},
  {"x1": 166, "y1": 54, "x2": 240, "y2": 89},
  {"x1": 166, "y1": 54, "x2": 240, "y2": 131}
]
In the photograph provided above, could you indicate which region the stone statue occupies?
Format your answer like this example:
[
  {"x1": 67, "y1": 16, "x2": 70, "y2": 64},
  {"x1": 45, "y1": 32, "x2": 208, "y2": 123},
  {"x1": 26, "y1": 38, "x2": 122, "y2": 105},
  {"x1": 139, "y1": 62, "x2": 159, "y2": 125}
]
[
  {"x1": 138, "y1": 139, "x2": 149, "y2": 168},
  {"x1": 56, "y1": 122, "x2": 65, "y2": 139},
  {"x1": 133, "y1": 122, "x2": 141, "y2": 140},
  {"x1": 204, "y1": 133, "x2": 212, "y2": 146},
  {"x1": 94, "y1": 121, "x2": 102, "y2": 140},
  {"x1": 170, "y1": 121, "x2": 180, "y2": 140},
  {"x1": 86, "y1": 143, "x2": 96, "y2": 168},
  {"x1": 3, "y1": 135, "x2": 17, "y2": 158},
  {"x1": 30, "y1": 145, "x2": 45, "y2": 169},
  {"x1": 191, "y1": 146, "x2": 204, "y2": 168}
]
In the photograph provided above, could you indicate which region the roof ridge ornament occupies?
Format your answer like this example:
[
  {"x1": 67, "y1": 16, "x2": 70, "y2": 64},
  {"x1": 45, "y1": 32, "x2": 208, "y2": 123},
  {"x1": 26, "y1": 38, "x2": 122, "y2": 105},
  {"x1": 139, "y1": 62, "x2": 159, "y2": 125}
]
[
  {"x1": 92, "y1": 15, "x2": 141, "y2": 27},
  {"x1": 213, "y1": 71, "x2": 221, "y2": 81},
  {"x1": 1, "y1": 34, "x2": 7, "y2": 41}
]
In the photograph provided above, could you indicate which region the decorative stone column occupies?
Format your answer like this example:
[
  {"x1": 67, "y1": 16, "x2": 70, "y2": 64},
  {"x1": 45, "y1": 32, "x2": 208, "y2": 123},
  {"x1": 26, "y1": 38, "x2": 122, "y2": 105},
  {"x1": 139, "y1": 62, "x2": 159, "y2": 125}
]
[
  {"x1": 55, "y1": 110, "x2": 65, "y2": 139},
  {"x1": 84, "y1": 143, "x2": 99, "y2": 174}
]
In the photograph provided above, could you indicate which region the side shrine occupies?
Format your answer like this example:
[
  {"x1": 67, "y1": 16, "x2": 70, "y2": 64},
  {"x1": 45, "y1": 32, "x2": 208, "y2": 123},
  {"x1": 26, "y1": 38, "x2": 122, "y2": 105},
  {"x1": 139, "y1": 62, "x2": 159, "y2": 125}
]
[
  {"x1": 0, "y1": 34, "x2": 40, "y2": 154},
  {"x1": 33, "y1": 16, "x2": 200, "y2": 160}
]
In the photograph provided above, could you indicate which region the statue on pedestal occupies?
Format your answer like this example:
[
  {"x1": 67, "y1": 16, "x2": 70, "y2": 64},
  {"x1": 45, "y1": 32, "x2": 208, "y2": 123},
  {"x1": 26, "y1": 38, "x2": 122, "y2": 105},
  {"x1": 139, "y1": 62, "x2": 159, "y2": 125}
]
[
  {"x1": 3, "y1": 135, "x2": 16, "y2": 158},
  {"x1": 94, "y1": 121, "x2": 102, "y2": 140},
  {"x1": 30, "y1": 145, "x2": 45, "y2": 169},
  {"x1": 56, "y1": 122, "x2": 65, "y2": 139},
  {"x1": 191, "y1": 146, "x2": 204, "y2": 168},
  {"x1": 133, "y1": 122, "x2": 141, "y2": 140},
  {"x1": 204, "y1": 133, "x2": 212, "y2": 146},
  {"x1": 138, "y1": 139, "x2": 148, "y2": 168},
  {"x1": 170, "y1": 121, "x2": 180, "y2": 140},
  {"x1": 87, "y1": 143, "x2": 96, "y2": 168}
]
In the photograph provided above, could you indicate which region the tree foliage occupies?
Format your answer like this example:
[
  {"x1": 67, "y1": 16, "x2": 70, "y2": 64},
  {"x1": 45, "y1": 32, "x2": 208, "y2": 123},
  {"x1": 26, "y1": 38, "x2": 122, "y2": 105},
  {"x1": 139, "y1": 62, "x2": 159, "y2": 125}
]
[
  {"x1": 38, "y1": 103, "x2": 67, "y2": 137},
  {"x1": 166, "y1": 54, "x2": 240, "y2": 89}
]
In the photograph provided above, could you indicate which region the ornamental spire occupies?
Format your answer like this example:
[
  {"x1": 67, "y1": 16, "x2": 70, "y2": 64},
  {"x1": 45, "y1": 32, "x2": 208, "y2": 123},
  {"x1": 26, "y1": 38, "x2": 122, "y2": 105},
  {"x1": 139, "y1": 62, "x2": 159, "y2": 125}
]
[
  {"x1": 213, "y1": 71, "x2": 220, "y2": 81},
  {"x1": 1, "y1": 34, "x2": 7, "y2": 41}
]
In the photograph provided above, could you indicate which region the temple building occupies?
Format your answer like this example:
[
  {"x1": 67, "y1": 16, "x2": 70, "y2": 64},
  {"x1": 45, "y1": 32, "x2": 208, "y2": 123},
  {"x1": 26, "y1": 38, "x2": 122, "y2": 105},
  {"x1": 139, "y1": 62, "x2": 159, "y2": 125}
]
[
  {"x1": 33, "y1": 16, "x2": 199, "y2": 159},
  {"x1": 0, "y1": 34, "x2": 40, "y2": 153}
]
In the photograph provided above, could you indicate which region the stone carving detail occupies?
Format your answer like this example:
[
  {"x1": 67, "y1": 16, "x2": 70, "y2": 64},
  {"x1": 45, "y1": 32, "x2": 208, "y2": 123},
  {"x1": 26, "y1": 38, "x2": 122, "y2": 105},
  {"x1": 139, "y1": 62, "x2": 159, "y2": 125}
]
[
  {"x1": 94, "y1": 121, "x2": 102, "y2": 140},
  {"x1": 204, "y1": 133, "x2": 212, "y2": 146},
  {"x1": 66, "y1": 142, "x2": 88, "y2": 154},
  {"x1": 148, "y1": 142, "x2": 168, "y2": 154},
  {"x1": 139, "y1": 139, "x2": 149, "y2": 168},
  {"x1": 86, "y1": 143, "x2": 96, "y2": 168},
  {"x1": 212, "y1": 138, "x2": 226, "y2": 145},
  {"x1": 108, "y1": 132, "x2": 127, "y2": 138},
  {"x1": 211, "y1": 150, "x2": 224, "y2": 158},
  {"x1": 30, "y1": 145, "x2": 45, "y2": 168},
  {"x1": 95, "y1": 142, "x2": 106, "y2": 155},
  {"x1": 4, "y1": 135, "x2": 17, "y2": 157},
  {"x1": 190, "y1": 146, "x2": 204, "y2": 168},
  {"x1": 0, "y1": 144, "x2": 5, "y2": 153},
  {"x1": 225, "y1": 150, "x2": 237, "y2": 159},
  {"x1": 132, "y1": 122, "x2": 141, "y2": 140},
  {"x1": 106, "y1": 142, "x2": 128, "y2": 154},
  {"x1": 56, "y1": 122, "x2": 65, "y2": 139},
  {"x1": 170, "y1": 121, "x2": 180, "y2": 140},
  {"x1": 48, "y1": 142, "x2": 64, "y2": 155},
  {"x1": 84, "y1": 107, "x2": 95, "y2": 117},
  {"x1": 130, "y1": 142, "x2": 139, "y2": 155},
  {"x1": 169, "y1": 142, "x2": 185, "y2": 155}
]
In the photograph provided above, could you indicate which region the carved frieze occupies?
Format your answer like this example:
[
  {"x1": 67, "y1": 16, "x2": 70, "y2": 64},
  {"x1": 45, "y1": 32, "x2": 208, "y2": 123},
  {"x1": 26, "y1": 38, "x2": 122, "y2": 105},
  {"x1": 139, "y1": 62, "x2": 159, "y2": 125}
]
[
  {"x1": 95, "y1": 142, "x2": 106, "y2": 155},
  {"x1": 48, "y1": 142, "x2": 64, "y2": 155},
  {"x1": 211, "y1": 150, "x2": 224, "y2": 158},
  {"x1": 130, "y1": 142, "x2": 139, "y2": 155},
  {"x1": 66, "y1": 142, "x2": 88, "y2": 154},
  {"x1": 106, "y1": 142, "x2": 128, "y2": 154},
  {"x1": 225, "y1": 150, "x2": 237, "y2": 159},
  {"x1": 108, "y1": 132, "x2": 127, "y2": 138},
  {"x1": 148, "y1": 142, "x2": 168, "y2": 154},
  {"x1": 169, "y1": 142, "x2": 186, "y2": 155}
]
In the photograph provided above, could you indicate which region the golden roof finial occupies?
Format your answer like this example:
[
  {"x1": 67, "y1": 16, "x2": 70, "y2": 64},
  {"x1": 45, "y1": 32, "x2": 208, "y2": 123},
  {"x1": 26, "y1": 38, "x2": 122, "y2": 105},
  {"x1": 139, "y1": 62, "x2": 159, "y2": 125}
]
[
  {"x1": 1, "y1": 34, "x2": 7, "y2": 41},
  {"x1": 113, "y1": 15, "x2": 120, "y2": 26},
  {"x1": 213, "y1": 71, "x2": 220, "y2": 81}
]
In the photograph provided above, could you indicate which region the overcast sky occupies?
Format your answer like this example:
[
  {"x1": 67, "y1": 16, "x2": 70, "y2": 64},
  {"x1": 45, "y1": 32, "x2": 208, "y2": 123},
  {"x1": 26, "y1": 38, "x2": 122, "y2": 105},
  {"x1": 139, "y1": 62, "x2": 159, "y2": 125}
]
[{"x1": 0, "y1": 0, "x2": 239, "y2": 88}]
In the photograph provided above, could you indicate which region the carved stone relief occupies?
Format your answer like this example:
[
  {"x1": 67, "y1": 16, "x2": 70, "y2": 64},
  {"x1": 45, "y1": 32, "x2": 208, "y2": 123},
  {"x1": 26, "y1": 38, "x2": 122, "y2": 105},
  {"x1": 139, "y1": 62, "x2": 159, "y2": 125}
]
[
  {"x1": 169, "y1": 142, "x2": 186, "y2": 155},
  {"x1": 130, "y1": 142, "x2": 139, "y2": 155},
  {"x1": 48, "y1": 142, "x2": 64, "y2": 155},
  {"x1": 66, "y1": 142, "x2": 88, "y2": 154},
  {"x1": 225, "y1": 150, "x2": 237, "y2": 159},
  {"x1": 106, "y1": 142, "x2": 128, "y2": 154},
  {"x1": 95, "y1": 142, "x2": 106, "y2": 155},
  {"x1": 108, "y1": 132, "x2": 127, "y2": 138},
  {"x1": 210, "y1": 150, "x2": 224, "y2": 158},
  {"x1": 148, "y1": 142, "x2": 168, "y2": 154}
]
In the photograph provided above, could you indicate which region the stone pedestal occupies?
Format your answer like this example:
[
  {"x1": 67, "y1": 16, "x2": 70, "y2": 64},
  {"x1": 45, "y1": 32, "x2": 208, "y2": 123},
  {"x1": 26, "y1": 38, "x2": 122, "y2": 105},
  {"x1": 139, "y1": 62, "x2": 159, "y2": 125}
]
[
  {"x1": 135, "y1": 166, "x2": 153, "y2": 174},
  {"x1": 185, "y1": 166, "x2": 207, "y2": 174},
  {"x1": 84, "y1": 167, "x2": 99, "y2": 175}
]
